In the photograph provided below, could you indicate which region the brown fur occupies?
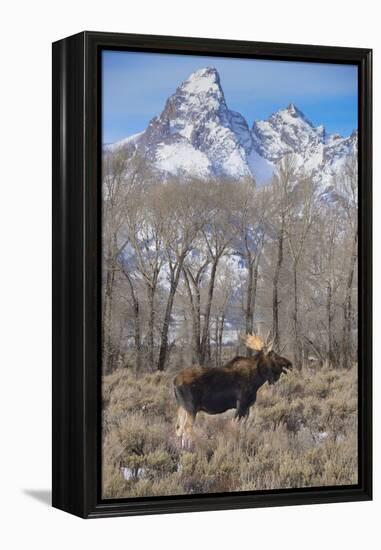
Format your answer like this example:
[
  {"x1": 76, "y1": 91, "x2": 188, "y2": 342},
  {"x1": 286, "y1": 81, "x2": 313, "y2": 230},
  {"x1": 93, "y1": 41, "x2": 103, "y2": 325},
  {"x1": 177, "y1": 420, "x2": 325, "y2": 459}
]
[{"x1": 174, "y1": 349, "x2": 292, "y2": 446}]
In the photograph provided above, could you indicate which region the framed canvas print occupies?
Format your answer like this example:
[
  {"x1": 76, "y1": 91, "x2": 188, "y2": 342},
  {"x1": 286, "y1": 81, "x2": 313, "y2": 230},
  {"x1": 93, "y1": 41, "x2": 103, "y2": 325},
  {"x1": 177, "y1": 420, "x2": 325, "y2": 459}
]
[{"x1": 52, "y1": 32, "x2": 372, "y2": 518}]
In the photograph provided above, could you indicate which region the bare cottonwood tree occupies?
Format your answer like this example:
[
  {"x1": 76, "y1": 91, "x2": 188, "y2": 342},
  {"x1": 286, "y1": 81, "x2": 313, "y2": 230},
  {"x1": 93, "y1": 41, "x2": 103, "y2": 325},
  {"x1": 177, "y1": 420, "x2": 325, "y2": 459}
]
[
  {"x1": 211, "y1": 259, "x2": 236, "y2": 366},
  {"x1": 338, "y1": 156, "x2": 358, "y2": 368},
  {"x1": 232, "y1": 182, "x2": 269, "y2": 355},
  {"x1": 269, "y1": 156, "x2": 296, "y2": 351},
  {"x1": 199, "y1": 182, "x2": 236, "y2": 365},
  {"x1": 123, "y1": 184, "x2": 166, "y2": 370},
  {"x1": 156, "y1": 181, "x2": 206, "y2": 371},
  {"x1": 308, "y1": 206, "x2": 342, "y2": 366},
  {"x1": 182, "y1": 242, "x2": 210, "y2": 363},
  {"x1": 102, "y1": 147, "x2": 145, "y2": 372},
  {"x1": 285, "y1": 174, "x2": 315, "y2": 369},
  {"x1": 102, "y1": 142, "x2": 358, "y2": 375},
  {"x1": 118, "y1": 256, "x2": 143, "y2": 371}
]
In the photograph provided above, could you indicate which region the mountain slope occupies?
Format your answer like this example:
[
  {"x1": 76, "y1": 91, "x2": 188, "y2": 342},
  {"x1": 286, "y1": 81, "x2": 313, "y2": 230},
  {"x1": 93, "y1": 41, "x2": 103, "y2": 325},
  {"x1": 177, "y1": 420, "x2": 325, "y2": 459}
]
[{"x1": 137, "y1": 66, "x2": 274, "y2": 181}]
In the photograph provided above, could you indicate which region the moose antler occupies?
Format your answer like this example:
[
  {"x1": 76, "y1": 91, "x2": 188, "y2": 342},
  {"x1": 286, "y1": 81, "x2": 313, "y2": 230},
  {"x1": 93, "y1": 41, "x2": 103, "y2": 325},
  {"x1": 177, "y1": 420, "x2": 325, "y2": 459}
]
[
  {"x1": 245, "y1": 331, "x2": 276, "y2": 354},
  {"x1": 264, "y1": 329, "x2": 274, "y2": 352},
  {"x1": 245, "y1": 334, "x2": 265, "y2": 351},
  {"x1": 278, "y1": 343, "x2": 287, "y2": 354}
]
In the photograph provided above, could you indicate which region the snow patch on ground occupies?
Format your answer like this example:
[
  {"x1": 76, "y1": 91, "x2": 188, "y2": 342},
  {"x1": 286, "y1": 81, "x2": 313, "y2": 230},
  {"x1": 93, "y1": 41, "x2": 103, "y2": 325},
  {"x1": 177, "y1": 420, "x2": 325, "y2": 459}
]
[{"x1": 121, "y1": 467, "x2": 146, "y2": 480}]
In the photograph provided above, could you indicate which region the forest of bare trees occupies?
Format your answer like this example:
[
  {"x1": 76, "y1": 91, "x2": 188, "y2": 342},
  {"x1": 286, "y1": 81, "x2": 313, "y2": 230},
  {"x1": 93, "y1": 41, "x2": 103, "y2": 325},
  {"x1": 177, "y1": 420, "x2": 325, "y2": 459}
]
[{"x1": 102, "y1": 146, "x2": 358, "y2": 375}]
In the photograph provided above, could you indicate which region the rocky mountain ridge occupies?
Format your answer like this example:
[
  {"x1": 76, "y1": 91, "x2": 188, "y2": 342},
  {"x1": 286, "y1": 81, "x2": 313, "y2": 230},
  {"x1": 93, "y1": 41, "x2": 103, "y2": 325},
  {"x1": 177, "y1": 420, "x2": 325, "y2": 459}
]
[{"x1": 109, "y1": 66, "x2": 357, "y2": 188}]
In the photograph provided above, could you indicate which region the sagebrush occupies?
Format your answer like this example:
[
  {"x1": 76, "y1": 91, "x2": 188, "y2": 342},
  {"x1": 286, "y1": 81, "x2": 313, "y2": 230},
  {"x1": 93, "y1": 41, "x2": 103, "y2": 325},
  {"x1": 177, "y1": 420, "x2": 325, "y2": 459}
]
[{"x1": 102, "y1": 361, "x2": 357, "y2": 498}]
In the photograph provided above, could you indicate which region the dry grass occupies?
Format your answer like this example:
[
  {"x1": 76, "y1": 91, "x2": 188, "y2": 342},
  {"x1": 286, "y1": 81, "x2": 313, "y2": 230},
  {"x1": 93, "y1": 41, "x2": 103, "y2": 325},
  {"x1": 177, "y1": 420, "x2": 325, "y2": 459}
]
[{"x1": 102, "y1": 363, "x2": 357, "y2": 499}]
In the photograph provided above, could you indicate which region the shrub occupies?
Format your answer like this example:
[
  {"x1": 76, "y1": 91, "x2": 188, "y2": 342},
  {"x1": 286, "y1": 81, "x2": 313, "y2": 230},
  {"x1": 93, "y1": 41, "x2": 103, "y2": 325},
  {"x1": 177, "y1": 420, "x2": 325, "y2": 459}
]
[{"x1": 102, "y1": 364, "x2": 358, "y2": 498}]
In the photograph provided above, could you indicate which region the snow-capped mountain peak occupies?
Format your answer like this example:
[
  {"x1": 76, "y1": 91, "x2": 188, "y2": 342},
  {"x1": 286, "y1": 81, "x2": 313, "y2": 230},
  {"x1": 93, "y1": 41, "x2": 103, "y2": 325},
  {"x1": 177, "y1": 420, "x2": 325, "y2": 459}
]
[
  {"x1": 285, "y1": 103, "x2": 313, "y2": 124},
  {"x1": 252, "y1": 104, "x2": 325, "y2": 164},
  {"x1": 109, "y1": 67, "x2": 357, "y2": 188},
  {"x1": 136, "y1": 66, "x2": 267, "y2": 181},
  {"x1": 180, "y1": 66, "x2": 223, "y2": 96}
]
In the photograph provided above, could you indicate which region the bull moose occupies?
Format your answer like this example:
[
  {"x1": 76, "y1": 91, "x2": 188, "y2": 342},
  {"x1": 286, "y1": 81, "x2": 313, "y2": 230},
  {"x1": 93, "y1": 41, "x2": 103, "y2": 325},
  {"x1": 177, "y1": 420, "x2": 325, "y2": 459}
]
[{"x1": 174, "y1": 334, "x2": 292, "y2": 446}]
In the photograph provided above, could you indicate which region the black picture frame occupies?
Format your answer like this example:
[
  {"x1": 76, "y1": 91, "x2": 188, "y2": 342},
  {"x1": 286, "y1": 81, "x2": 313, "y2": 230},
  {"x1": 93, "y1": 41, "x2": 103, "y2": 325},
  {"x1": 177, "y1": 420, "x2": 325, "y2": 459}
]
[{"x1": 52, "y1": 31, "x2": 372, "y2": 519}]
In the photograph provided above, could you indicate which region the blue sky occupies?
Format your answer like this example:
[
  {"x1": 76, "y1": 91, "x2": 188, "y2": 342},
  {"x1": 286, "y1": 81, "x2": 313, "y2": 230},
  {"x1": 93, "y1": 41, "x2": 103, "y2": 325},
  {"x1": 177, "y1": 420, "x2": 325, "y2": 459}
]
[{"x1": 102, "y1": 50, "x2": 358, "y2": 144}]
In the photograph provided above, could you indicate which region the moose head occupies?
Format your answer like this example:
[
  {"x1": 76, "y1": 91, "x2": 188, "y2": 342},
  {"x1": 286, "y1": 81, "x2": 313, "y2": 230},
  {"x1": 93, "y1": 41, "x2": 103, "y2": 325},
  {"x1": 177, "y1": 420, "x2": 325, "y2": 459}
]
[{"x1": 245, "y1": 333, "x2": 293, "y2": 385}]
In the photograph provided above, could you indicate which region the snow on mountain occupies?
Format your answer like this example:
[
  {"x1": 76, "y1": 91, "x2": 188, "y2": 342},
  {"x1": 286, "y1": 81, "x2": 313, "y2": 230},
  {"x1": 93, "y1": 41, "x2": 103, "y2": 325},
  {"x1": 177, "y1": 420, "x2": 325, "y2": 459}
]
[
  {"x1": 106, "y1": 131, "x2": 144, "y2": 152},
  {"x1": 136, "y1": 67, "x2": 258, "y2": 180},
  {"x1": 252, "y1": 104, "x2": 325, "y2": 166},
  {"x1": 319, "y1": 130, "x2": 358, "y2": 187},
  {"x1": 156, "y1": 142, "x2": 211, "y2": 178},
  {"x1": 251, "y1": 103, "x2": 357, "y2": 187},
  {"x1": 109, "y1": 68, "x2": 357, "y2": 189}
]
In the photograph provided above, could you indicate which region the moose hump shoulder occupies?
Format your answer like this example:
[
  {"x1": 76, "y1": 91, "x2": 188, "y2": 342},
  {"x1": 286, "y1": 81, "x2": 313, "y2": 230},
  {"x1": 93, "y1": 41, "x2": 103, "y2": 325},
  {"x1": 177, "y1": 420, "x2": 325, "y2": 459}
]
[{"x1": 173, "y1": 333, "x2": 292, "y2": 448}]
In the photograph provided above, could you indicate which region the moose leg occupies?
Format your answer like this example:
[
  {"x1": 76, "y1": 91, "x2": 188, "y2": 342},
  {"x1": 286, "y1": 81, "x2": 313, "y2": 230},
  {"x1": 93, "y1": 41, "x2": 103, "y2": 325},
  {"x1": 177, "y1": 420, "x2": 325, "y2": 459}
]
[
  {"x1": 235, "y1": 406, "x2": 249, "y2": 421},
  {"x1": 175, "y1": 407, "x2": 187, "y2": 438},
  {"x1": 234, "y1": 396, "x2": 252, "y2": 421},
  {"x1": 183, "y1": 412, "x2": 196, "y2": 450}
]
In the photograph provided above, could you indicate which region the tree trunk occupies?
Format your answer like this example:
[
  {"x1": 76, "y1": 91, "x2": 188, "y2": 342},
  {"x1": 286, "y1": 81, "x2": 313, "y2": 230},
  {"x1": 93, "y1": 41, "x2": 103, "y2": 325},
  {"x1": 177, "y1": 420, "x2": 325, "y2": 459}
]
[
  {"x1": 215, "y1": 316, "x2": 219, "y2": 367},
  {"x1": 147, "y1": 285, "x2": 155, "y2": 371},
  {"x1": 272, "y1": 223, "x2": 284, "y2": 351},
  {"x1": 103, "y1": 234, "x2": 128, "y2": 373},
  {"x1": 133, "y1": 301, "x2": 142, "y2": 372},
  {"x1": 342, "y1": 231, "x2": 358, "y2": 368},
  {"x1": 116, "y1": 321, "x2": 125, "y2": 368},
  {"x1": 200, "y1": 257, "x2": 219, "y2": 365},
  {"x1": 157, "y1": 256, "x2": 185, "y2": 371},
  {"x1": 245, "y1": 260, "x2": 259, "y2": 357},
  {"x1": 194, "y1": 287, "x2": 202, "y2": 362},
  {"x1": 121, "y1": 266, "x2": 142, "y2": 372},
  {"x1": 207, "y1": 332, "x2": 211, "y2": 364},
  {"x1": 327, "y1": 280, "x2": 333, "y2": 366},
  {"x1": 103, "y1": 257, "x2": 116, "y2": 373},
  {"x1": 292, "y1": 262, "x2": 302, "y2": 370},
  {"x1": 251, "y1": 262, "x2": 259, "y2": 332},
  {"x1": 245, "y1": 261, "x2": 254, "y2": 357},
  {"x1": 183, "y1": 268, "x2": 201, "y2": 363},
  {"x1": 218, "y1": 313, "x2": 225, "y2": 366}
]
